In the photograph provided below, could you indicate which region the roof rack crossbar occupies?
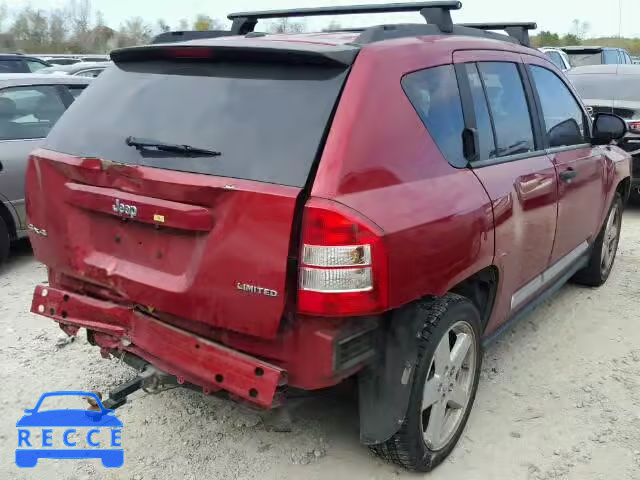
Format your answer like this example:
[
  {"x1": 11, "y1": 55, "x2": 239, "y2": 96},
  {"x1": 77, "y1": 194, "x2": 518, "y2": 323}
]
[
  {"x1": 458, "y1": 22, "x2": 537, "y2": 46},
  {"x1": 229, "y1": 1, "x2": 462, "y2": 34},
  {"x1": 420, "y1": 4, "x2": 460, "y2": 33}
]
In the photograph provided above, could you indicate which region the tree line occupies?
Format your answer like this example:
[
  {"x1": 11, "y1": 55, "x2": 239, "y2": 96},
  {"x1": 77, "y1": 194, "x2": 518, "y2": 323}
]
[
  {"x1": 0, "y1": 0, "x2": 317, "y2": 54},
  {"x1": 2, "y1": 3, "x2": 638, "y2": 56},
  {"x1": 532, "y1": 19, "x2": 640, "y2": 55}
]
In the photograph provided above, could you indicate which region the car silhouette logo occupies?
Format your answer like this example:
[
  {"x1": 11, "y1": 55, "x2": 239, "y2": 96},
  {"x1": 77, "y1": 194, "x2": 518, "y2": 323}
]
[{"x1": 15, "y1": 391, "x2": 123, "y2": 468}]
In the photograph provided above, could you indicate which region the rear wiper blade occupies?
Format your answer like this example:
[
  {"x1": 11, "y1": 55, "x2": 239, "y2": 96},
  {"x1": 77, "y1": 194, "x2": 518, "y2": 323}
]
[{"x1": 125, "y1": 136, "x2": 221, "y2": 157}]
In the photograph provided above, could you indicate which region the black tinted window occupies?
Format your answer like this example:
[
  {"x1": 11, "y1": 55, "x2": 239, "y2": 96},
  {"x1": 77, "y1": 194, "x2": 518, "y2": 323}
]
[
  {"x1": 531, "y1": 66, "x2": 586, "y2": 148},
  {"x1": 0, "y1": 86, "x2": 66, "y2": 140},
  {"x1": 0, "y1": 59, "x2": 26, "y2": 73},
  {"x1": 477, "y1": 62, "x2": 535, "y2": 157},
  {"x1": 44, "y1": 61, "x2": 348, "y2": 187},
  {"x1": 464, "y1": 63, "x2": 496, "y2": 160},
  {"x1": 403, "y1": 65, "x2": 464, "y2": 165}
]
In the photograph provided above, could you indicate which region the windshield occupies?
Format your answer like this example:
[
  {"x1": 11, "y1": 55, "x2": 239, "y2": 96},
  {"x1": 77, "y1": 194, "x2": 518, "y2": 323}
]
[
  {"x1": 567, "y1": 52, "x2": 602, "y2": 67},
  {"x1": 44, "y1": 60, "x2": 348, "y2": 187}
]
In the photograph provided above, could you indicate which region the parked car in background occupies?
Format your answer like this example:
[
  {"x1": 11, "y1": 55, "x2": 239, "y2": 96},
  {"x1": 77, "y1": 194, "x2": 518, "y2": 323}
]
[
  {"x1": 0, "y1": 55, "x2": 51, "y2": 73},
  {"x1": 568, "y1": 64, "x2": 640, "y2": 202},
  {"x1": 39, "y1": 61, "x2": 111, "y2": 78},
  {"x1": 79, "y1": 55, "x2": 109, "y2": 62},
  {"x1": 562, "y1": 46, "x2": 633, "y2": 66},
  {"x1": 0, "y1": 74, "x2": 90, "y2": 263},
  {"x1": 25, "y1": 1, "x2": 631, "y2": 473},
  {"x1": 539, "y1": 47, "x2": 571, "y2": 71},
  {"x1": 39, "y1": 57, "x2": 81, "y2": 66}
]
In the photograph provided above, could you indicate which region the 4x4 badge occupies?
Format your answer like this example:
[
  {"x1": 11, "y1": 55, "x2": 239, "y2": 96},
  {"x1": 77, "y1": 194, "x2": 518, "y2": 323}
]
[{"x1": 112, "y1": 199, "x2": 137, "y2": 219}]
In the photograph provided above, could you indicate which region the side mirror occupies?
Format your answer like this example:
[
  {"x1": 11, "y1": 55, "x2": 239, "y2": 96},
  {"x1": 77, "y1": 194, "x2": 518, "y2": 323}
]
[{"x1": 591, "y1": 113, "x2": 627, "y2": 145}]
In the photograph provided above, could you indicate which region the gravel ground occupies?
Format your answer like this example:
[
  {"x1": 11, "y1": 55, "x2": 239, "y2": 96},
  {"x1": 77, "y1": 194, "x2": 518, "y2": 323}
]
[{"x1": 1, "y1": 206, "x2": 639, "y2": 480}]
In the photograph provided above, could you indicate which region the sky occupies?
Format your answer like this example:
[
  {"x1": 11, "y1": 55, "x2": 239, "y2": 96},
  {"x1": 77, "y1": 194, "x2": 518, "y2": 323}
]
[{"x1": 3, "y1": 0, "x2": 640, "y2": 38}]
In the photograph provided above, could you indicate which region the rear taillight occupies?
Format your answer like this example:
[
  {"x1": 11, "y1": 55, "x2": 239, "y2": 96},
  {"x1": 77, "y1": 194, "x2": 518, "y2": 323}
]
[
  {"x1": 628, "y1": 120, "x2": 640, "y2": 132},
  {"x1": 297, "y1": 199, "x2": 388, "y2": 316}
]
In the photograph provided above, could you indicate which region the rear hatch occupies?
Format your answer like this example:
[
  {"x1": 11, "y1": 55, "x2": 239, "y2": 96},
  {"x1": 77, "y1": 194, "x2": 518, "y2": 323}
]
[{"x1": 26, "y1": 41, "x2": 355, "y2": 339}]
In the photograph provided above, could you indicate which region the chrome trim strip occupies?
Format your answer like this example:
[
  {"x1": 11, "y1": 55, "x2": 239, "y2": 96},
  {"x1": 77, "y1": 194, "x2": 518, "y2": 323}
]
[{"x1": 511, "y1": 241, "x2": 589, "y2": 310}]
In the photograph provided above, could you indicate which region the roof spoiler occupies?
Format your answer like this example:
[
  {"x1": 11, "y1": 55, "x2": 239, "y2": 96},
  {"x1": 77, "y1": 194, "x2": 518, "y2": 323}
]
[
  {"x1": 110, "y1": 42, "x2": 359, "y2": 68},
  {"x1": 228, "y1": 1, "x2": 462, "y2": 34},
  {"x1": 458, "y1": 22, "x2": 537, "y2": 47}
]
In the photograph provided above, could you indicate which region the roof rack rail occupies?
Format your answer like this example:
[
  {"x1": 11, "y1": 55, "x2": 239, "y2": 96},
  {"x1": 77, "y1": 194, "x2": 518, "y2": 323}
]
[
  {"x1": 458, "y1": 22, "x2": 537, "y2": 47},
  {"x1": 228, "y1": 1, "x2": 462, "y2": 35}
]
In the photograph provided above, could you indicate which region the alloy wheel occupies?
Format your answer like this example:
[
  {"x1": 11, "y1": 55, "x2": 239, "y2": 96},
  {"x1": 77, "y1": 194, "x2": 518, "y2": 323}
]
[{"x1": 421, "y1": 320, "x2": 477, "y2": 451}]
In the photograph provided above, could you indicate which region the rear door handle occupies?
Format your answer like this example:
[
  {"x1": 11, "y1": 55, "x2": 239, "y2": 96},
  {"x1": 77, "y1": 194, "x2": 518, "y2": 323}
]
[{"x1": 559, "y1": 168, "x2": 577, "y2": 182}]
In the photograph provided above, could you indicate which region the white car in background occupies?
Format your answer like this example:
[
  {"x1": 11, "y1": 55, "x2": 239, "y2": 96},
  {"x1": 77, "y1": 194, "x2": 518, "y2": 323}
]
[{"x1": 539, "y1": 47, "x2": 571, "y2": 71}]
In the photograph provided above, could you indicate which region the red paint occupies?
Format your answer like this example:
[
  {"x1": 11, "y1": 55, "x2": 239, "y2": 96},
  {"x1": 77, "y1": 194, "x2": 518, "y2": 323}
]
[
  {"x1": 26, "y1": 33, "x2": 631, "y2": 400},
  {"x1": 27, "y1": 149, "x2": 300, "y2": 339}
]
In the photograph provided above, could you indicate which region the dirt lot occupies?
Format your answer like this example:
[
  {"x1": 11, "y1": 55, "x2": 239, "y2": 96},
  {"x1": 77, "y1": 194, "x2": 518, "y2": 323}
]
[{"x1": 1, "y1": 206, "x2": 639, "y2": 480}]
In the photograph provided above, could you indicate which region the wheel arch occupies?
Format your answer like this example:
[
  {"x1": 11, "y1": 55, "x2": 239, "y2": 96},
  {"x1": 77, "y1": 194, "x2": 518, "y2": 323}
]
[
  {"x1": 449, "y1": 265, "x2": 499, "y2": 334},
  {"x1": 359, "y1": 290, "x2": 487, "y2": 446},
  {"x1": 0, "y1": 200, "x2": 17, "y2": 240},
  {"x1": 616, "y1": 176, "x2": 631, "y2": 204}
]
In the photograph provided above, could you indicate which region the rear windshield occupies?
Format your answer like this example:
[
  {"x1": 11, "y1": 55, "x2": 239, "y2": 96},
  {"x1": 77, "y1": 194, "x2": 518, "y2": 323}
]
[
  {"x1": 44, "y1": 60, "x2": 348, "y2": 187},
  {"x1": 567, "y1": 52, "x2": 602, "y2": 67},
  {"x1": 571, "y1": 73, "x2": 640, "y2": 103}
]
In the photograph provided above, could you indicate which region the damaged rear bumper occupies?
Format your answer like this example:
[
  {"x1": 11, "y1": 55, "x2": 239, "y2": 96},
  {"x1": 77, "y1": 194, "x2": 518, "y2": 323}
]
[{"x1": 30, "y1": 285, "x2": 286, "y2": 408}]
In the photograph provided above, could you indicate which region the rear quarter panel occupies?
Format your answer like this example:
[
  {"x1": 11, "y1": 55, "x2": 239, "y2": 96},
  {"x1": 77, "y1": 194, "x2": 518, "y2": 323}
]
[
  {"x1": 0, "y1": 138, "x2": 43, "y2": 230},
  {"x1": 311, "y1": 39, "x2": 495, "y2": 309}
]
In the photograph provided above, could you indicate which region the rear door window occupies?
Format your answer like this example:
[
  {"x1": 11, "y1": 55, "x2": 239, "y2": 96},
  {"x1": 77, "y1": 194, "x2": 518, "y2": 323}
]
[
  {"x1": 0, "y1": 85, "x2": 67, "y2": 140},
  {"x1": 530, "y1": 66, "x2": 586, "y2": 148},
  {"x1": 463, "y1": 63, "x2": 496, "y2": 160},
  {"x1": 44, "y1": 60, "x2": 349, "y2": 187},
  {"x1": 402, "y1": 64, "x2": 465, "y2": 166},
  {"x1": 477, "y1": 62, "x2": 535, "y2": 157}
]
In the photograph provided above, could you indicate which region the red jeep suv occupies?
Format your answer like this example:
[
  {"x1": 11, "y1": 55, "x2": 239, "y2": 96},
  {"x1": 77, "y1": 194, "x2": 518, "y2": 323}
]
[{"x1": 25, "y1": 1, "x2": 631, "y2": 472}]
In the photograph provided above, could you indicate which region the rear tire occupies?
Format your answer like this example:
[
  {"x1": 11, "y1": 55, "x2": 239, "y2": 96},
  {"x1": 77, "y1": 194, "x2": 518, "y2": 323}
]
[
  {"x1": 369, "y1": 294, "x2": 482, "y2": 472},
  {"x1": 0, "y1": 216, "x2": 9, "y2": 265},
  {"x1": 572, "y1": 193, "x2": 623, "y2": 287}
]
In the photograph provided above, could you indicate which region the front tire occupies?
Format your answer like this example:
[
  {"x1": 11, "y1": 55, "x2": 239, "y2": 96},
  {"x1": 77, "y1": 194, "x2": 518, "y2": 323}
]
[
  {"x1": 370, "y1": 294, "x2": 482, "y2": 472},
  {"x1": 573, "y1": 193, "x2": 623, "y2": 287}
]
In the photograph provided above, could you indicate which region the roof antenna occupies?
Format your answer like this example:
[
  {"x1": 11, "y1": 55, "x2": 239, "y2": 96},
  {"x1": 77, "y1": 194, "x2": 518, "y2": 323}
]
[{"x1": 420, "y1": 1, "x2": 462, "y2": 33}]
